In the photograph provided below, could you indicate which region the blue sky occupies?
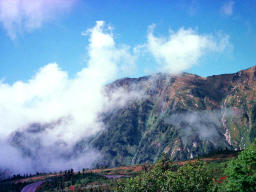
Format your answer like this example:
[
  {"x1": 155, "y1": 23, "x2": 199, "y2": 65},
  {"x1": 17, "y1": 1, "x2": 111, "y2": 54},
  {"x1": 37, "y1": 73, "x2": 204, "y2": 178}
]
[{"x1": 0, "y1": 0, "x2": 256, "y2": 83}]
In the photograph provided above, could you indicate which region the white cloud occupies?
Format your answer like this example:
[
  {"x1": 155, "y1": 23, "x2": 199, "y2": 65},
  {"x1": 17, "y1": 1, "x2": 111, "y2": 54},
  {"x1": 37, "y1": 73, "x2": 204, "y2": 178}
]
[
  {"x1": 0, "y1": 0, "x2": 76, "y2": 39},
  {"x1": 146, "y1": 25, "x2": 231, "y2": 74},
  {"x1": 164, "y1": 109, "x2": 237, "y2": 146},
  {"x1": 0, "y1": 21, "x2": 136, "y2": 174},
  {"x1": 0, "y1": 20, "x2": 233, "y2": 174},
  {"x1": 221, "y1": 1, "x2": 234, "y2": 16}
]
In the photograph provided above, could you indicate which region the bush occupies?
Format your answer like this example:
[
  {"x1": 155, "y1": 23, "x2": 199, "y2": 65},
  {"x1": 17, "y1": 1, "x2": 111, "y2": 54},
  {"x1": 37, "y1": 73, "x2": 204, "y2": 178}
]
[
  {"x1": 165, "y1": 161, "x2": 214, "y2": 192},
  {"x1": 220, "y1": 144, "x2": 256, "y2": 192},
  {"x1": 115, "y1": 157, "x2": 214, "y2": 192}
]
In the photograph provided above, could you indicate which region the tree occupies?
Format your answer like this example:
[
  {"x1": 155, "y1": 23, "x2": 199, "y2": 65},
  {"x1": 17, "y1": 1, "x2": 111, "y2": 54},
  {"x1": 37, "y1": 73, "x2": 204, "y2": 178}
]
[
  {"x1": 165, "y1": 161, "x2": 214, "y2": 192},
  {"x1": 221, "y1": 144, "x2": 256, "y2": 192},
  {"x1": 115, "y1": 155, "x2": 173, "y2": 192},
  {"x1": 115, "y1": 158, "x2": 214, "y2": 192}
]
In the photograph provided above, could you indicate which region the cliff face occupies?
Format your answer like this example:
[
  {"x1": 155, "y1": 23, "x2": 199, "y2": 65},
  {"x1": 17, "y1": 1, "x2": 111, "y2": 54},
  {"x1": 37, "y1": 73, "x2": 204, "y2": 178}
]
[{"x1": 91, "y1": 66, "x2": 256, "y2": 167}]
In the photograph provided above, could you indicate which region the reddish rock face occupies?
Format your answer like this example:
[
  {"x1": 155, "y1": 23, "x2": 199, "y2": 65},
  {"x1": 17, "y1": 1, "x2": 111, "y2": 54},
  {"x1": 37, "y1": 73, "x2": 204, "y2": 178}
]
[{"x1": 92, "y1": 66, "x2": 256, "y2": 167}]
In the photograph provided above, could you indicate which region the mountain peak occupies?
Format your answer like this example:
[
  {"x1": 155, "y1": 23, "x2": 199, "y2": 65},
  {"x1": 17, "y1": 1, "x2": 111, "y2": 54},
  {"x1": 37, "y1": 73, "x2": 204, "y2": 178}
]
[
  {"x1": 235, "y1": 65, "x2": 256, "y2": 82},
  {"x1": 243, "y1": 65, "x2": 256, "y2": 71},
  {"x1": 93, "y1": 65, "x2": 256, "y2": 167}
]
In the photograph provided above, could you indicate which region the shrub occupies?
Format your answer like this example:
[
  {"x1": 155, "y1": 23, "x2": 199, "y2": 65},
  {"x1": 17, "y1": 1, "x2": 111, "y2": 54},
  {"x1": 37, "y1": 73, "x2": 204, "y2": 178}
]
[
  {"x1": 165, "y1": 161, "x2": 214, "y2": 192},
  {"x1": 115, "y1": 158, "x2": 214, "y2": 192},
  {"x1": 220, "y1": 144, "x2": 256, "y2": 192}
]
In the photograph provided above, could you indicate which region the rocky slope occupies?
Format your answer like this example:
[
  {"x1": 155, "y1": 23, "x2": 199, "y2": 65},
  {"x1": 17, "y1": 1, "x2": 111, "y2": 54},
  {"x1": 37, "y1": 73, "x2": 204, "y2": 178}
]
[{"x1": 90, "y1": 66, "x2": 256, "y2": 167}]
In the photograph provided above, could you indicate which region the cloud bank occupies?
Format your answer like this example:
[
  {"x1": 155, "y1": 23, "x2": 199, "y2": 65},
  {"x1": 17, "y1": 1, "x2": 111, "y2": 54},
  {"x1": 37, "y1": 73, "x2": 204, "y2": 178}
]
[
  {"x1": 0, "y1": 21, "x2": 136, "y2": 174},
  {"x1": 147, "y1": 25, "x2": 230, "y2": 74},
  {"x1": 164, "y1": 110, "x2": 236, "y2": 146},
  {"x1": 0, "y1": 0, "x2": 77, "y2": 39},
  {"x1": 0, "y1": 21, "x2": 231, "y2": 175}
]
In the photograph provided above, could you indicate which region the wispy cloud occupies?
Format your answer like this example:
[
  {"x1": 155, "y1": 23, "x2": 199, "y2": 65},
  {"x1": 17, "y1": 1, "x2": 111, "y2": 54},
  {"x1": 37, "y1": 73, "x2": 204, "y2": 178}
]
[
  {"x1": 146, "y1": 25, "x2": 231, "y2": 74},
  {"x1": 0, "y1": 0, "x2": 77, "y2": 39},
  {"x1": 164, "y1": 110, "x2": 236, "y2": 146},
  {"x1": 176, "y1": 0, "x2": 199, "y2": 16},
  {"x1": 0, "y1": 20, "x2": 233, "y2": 175},
  {"x1": 0, "y1": 21, "x2": 136, "y2": 174},
  {"x1": 221, "y1": 1, "x2": 234, "y2": 16}
]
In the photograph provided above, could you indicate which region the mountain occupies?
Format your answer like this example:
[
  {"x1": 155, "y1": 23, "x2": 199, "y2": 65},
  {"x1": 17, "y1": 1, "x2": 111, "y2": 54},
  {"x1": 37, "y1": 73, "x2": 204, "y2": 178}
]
[{"x1": 90, "y1": 66, "x2": 256, "y2": 167}]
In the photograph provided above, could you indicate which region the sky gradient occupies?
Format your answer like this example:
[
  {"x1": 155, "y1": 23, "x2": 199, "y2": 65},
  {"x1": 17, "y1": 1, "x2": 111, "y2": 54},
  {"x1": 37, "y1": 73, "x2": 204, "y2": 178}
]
[{"x1": 0, "y1": 0, "x2": 256, "y2": 83}]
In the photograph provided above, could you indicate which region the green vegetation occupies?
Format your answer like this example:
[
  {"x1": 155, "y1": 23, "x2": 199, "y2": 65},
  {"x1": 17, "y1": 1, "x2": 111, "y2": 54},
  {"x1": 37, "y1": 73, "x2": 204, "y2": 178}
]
[
  {"x1": 0, "y1": 173, "x2": 38, "y2": 192},
  {"x1": 221, "y1": 144, "x2": 256, "y2": 192},
  {"x1": 115, "y1": 145, "x2": 256, "y2": 192},
  {"x1": 115, "y1": 158, "x2": 215, "y2": 192},
  {"x1": 37, "y1": 170, "x2": 109, "y2": 192},
  {"x1": 0, "y1": 182, "x2": 29, "y2": 192},
  {"x1": 1, "y1": 145, "x2": 255, "y2": 191}
]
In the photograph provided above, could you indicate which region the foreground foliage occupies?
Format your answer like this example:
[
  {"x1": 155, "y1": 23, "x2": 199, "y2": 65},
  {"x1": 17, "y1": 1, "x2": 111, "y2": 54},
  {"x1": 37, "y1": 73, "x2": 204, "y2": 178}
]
[
  {"x1": 38, "y1": 171, "x2": 109, "y2": 192},
  {"x1": 1, "y1": 145, "x2": 255, "y2": 191},
  {"x1": 116, "y1": 145, "x2": 256, "y2": 192},
  {"x1": 0, "y1": 182, "x2": 29, "y2": 192},
  {"x1": 116, "y1": 158, "x2": 214, "y2": 192},
  {"x1": 221, "y1": 144, "x2": 256, "y2": 192}
]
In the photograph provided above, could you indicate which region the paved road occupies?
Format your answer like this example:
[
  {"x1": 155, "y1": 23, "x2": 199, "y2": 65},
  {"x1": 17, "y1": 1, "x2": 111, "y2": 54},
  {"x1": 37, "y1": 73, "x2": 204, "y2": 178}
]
[{"x1": 21, "y1": 181, "x2": 44, "y2": 192}]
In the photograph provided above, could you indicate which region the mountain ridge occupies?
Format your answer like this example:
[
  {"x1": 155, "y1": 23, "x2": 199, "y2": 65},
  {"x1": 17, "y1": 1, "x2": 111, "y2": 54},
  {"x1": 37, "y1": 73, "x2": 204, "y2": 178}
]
[
  {"x1": 4, "y1": 66, "x2": 256, "y2": 175},
  {"x1": 91, "y1": 65, "x2": 256, "y2": 167}
]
